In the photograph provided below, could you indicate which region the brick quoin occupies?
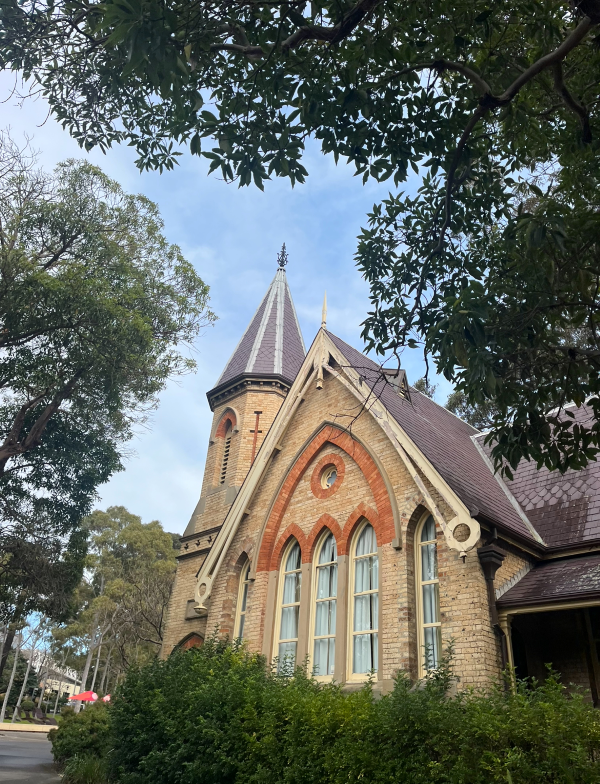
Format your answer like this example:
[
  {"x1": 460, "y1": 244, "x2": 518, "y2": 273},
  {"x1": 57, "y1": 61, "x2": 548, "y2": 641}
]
[
  {"x1": 215, "y1": 409, "x2": 237, "y2": 438},
  {"x1": 257, "y1": 425, "x2": 394, "y2": 572}
]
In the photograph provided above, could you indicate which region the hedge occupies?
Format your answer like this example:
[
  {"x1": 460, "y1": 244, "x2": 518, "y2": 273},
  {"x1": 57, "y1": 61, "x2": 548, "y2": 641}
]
[
  {"x1": 49, "y1": 703, "x2": 112, "y2": 765},
  {"x1": 105, "y1": 638, "x2": 600, "y2": 784}
]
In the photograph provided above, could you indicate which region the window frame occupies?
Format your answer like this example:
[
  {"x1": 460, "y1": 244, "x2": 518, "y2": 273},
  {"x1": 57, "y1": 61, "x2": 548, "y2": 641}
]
[
  {"x1": 234, "y1": 559, "x2": 251, "y2": 639},
  {"x1": 347, "y1": 519, "x2": 379, "y2": 682},
  {"x1": 309, "y1": 530, "x2": 338, "y2": 680},
  {"x1": 273, "y1": 538, "x2": 302, "y2": 672},
  {"x1": 415, "y1": 512, "x2": 442, "y2": 677}
]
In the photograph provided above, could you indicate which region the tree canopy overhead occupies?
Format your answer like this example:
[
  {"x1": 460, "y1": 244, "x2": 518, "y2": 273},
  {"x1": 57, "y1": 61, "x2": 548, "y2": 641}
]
[
  {"x1": 0, "y1": 133, "x2": 214, "y2": 622},
  {"x1": 2, "y1": 1, "x2": 600, "y2": 473}
]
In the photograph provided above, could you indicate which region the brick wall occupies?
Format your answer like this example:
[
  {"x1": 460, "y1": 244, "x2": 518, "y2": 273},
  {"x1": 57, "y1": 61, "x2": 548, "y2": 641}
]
[
  {"x1": 162, "y1": 384, "x2": 287, "y2": 657},
  {"x1": 203, "y1": 372, "x2": 503, "y2": 687}
]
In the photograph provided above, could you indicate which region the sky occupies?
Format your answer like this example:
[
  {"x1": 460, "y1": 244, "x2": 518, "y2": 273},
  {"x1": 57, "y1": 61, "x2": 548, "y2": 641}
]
[{"x1": 1, "y1": 75, "x2": 453, "y2": 535}]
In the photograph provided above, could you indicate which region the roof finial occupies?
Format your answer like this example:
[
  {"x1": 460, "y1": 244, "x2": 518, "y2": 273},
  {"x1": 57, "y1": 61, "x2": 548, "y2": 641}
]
[
  {"x1": 321, "y1": 291, "x2": 327, "y2": 330},
  {"x1": 277, "y1": 243, "x2": 289, "y2": 269}
]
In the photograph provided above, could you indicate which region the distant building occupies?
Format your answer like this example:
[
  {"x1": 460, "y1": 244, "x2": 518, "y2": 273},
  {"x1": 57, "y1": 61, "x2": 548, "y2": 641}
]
[
  {"x1": 22, "y1": 649, "x2": 80, "y2": 700},
  {"x1": 162, "y1": 254, "x2": 600, "y2": 701}
]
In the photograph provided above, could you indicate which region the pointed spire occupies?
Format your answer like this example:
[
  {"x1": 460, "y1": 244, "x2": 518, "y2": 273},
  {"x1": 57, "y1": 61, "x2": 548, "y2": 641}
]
[
  {"x1": 321, "y1": 292, "x2": 327, "y2": 330},
  {"x1": 210, "y1": 262, "x2": 305, "y2": 398}
]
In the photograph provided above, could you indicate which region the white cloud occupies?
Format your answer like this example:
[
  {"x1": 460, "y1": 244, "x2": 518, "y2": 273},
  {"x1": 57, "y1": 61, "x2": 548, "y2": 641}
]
[{"x1": 0, "y1": 74, "x2": 451, "y2": 532}]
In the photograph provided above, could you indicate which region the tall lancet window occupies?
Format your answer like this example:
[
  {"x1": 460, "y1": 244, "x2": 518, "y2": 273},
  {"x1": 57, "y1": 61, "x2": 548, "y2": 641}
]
[
  {"x1": 351, "y1": 522, "x2": 378, "y2": 675},
  {"x1": 220, "y1": 422, "x2": 232, "y2": 484},
  {"x1": 417, "y1": 514, "x2": 441, "y2": 672},
  {"x1": 235, "y1": 560, "x2": 251, "y2": 639},
  {"x1": 277, "y1": 540, "x2": 302, "y2": 672},
  {"x1": 311, "y1": 533, "x2": 337, "y2": 677}
]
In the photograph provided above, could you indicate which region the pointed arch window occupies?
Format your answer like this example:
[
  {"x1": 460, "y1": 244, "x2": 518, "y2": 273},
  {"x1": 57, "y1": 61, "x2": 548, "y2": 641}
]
[
  {"x1": 276, "y1": 540, "x2": 302, "y2": 672},
  {"x1": 220, "y1": 422, "x2": 233, "y2": 484},
  {"x1": 417, "y1": 514, "x2": 441, "y2": 673},
  {"x1": 311, "y1": 532, "x2": 337, "y2": 677},
  {"x1": 350, "y1": 522, "x2": 378, "y2": 675},
  {"x1": 235, "y1": 560, "x2": 251, "y2": 639}
]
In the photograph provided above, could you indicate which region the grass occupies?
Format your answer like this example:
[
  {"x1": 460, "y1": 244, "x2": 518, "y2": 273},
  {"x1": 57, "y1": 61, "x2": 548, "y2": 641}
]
[{"x1": 62, "y1": 755, "x2": 108, "y2": 784}]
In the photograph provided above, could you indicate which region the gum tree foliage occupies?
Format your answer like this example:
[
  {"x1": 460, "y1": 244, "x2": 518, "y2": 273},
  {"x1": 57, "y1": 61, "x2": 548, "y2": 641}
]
[
  {"x1": 2, "y1": 1, "x2": 600, "y2": 474},
  {"x1": 54, "y1": 507, "x2": 178, "y2": 694},
  {"x1": 0, "y1": 134, "x2": 214, "y2": 636}
]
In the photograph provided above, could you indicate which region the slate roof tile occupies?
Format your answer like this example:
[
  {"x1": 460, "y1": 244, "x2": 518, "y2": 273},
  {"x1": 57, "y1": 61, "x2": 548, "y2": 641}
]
[
  {"x1": 497, "y1": 553, "x2": 600, "y2": 606},
  {"x1": 215, "y1": 269, "x2": 305, "y2": 388},
  {"x1": 326, "y1": 332, "x2": 542, "y2": 546},
  {"x1": 476, "y1": 408, "x2": 600, "y2": 549}
]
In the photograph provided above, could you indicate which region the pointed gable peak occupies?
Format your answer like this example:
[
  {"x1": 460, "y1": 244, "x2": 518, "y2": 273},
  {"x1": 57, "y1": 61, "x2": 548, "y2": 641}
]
[{"x1": 210, "y1": 265, "x2": 306, "y2": 402}]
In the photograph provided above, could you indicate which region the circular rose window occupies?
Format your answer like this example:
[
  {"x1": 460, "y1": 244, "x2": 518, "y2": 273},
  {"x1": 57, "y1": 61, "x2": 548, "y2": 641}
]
[
  {"x1": 311, "y1": 454, "x2": 345, "y2": 498},
  {"x1": 321, "y1": 466, "x2": 338, "y2": 489}
]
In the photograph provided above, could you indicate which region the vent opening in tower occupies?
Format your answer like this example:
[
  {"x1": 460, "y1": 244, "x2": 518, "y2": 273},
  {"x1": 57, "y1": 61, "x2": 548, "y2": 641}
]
[{"x1": 220, "y1": 424, "x2": 232, "y2": 484}]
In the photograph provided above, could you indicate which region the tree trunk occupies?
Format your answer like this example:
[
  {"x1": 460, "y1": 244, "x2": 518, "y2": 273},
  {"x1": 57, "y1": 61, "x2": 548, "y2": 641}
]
[
  {"x1": 0, "y1": 632, "x2": 22, "y2": 722},
  {"x1": 90, "y1": 635, "x2": 102, "y2": 692},
  {"x1": 52, "y1": 652, "x2": 67, "y2": 715},
  {"x1": 0, "y1": 627, "x2": 15, "y2": 681},
  {"x1": 11, "y1": 641, "x2": 35, "y2": 722},
  {"x1": 0, "y1": 597, "x2": 26, "y2": 679},
  {"x1": 100, "y1": 645, "x2": 112, "y2": 694},
  {"x1": 37, "y1": 657, "x2": 49, "y2": 707},
  {"x1": 0, "y1": 625, "x2": 7, "y2": 672},
  {"x1": 74, "y1": 625, "x2": 97, "y2": 714}
]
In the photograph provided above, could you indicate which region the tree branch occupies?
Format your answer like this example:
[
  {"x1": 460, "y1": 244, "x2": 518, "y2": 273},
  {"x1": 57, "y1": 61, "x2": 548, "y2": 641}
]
[
  {"x1": 432, "y1": 15, "x2": 596, "y2": 256},
  {"x1": 380, "y1": 60, "x2": 492, "y2": 95},
  {"x1": 210, "y1": 0, "x2": 381, "y2": 58},
  {"x1": 552, "y1": 61, "x2": 592, "y2": 143},
  {"x1": 493, "y1": 17, "x2": 595, "y2": 106},
  {"x1": 0, "y1": 370, "x2": 86, "y2": 473}
]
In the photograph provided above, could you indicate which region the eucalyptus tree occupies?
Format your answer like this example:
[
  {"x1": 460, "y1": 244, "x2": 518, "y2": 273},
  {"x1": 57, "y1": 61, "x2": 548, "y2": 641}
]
[
  {"x1": 55, "y1": 506, "x2": 178, "y2": 700},
  {"x1": 0, "y1": 133, "x2": 214, "y2": 671}
]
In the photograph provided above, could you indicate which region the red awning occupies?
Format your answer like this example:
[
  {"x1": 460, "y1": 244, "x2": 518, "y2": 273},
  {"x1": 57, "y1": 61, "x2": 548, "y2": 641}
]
[{"x1": 68, "y1": 691, "x2": 98, "y2": 702}]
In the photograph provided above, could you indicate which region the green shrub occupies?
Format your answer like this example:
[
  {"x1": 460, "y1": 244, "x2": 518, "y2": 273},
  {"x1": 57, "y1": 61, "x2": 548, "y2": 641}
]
[
  {"x1": 49, "y1": 702, "x2": 112, "y2": 765},
  {"x1": 21, "y1": 700, "x2": 35, "y2": 712},
  {"x1": 109, "y1": 638, "x2": 600, "y2": 784},
  {"x1": 63, "y1": 755, "x2": 109, "y2": 784}
]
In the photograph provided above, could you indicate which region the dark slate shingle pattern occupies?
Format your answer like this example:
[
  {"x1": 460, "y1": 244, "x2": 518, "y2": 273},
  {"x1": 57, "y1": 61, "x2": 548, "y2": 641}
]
[
  {"x1": 215, "y1": 269, "x2": 306, "y2": 388},
  {"x1": 326, "y1": 332, "x2": 541, "y2": 546},
  {"x1": 475, "y1": 404, "x2": 600, "y2": 549},
  {"x1": 497, "y1": 553, "x2": 600, "y2": 606}
]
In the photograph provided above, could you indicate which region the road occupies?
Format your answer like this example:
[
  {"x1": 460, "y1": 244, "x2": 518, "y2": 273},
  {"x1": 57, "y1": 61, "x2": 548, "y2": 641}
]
[{"x1": 0, "y1": 732, "x2": 60, "y2": 783}]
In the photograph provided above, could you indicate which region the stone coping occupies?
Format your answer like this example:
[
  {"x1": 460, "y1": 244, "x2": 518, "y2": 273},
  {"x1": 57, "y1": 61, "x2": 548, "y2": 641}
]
[{"x1": 0, "y1": 723, "x2": 52, "y2": 733}]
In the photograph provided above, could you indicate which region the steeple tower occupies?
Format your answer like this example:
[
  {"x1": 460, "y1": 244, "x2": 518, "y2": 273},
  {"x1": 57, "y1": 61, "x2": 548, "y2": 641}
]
[
  {"x1": 184, "y1": 256, "x2": 305, "y2": 540},
  {"x1": 208, "y1": 261, "x2": 305, "y2": 411},
  {"x1": 162, "y1": 253, "x2": 306, "y2": 652}
]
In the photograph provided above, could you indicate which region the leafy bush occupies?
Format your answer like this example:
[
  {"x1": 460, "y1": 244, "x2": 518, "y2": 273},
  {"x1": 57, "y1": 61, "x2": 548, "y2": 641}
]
[
  {"x1": 63, "y1": 755, "x2": 108, "y2": 784},
  {"x1": 49, "y1": 702, "x2": 112, "y2": 765},
  {"x1": 21, "y1": 700, "x2": 35, "y2": 712},
  {"x1": 109, "y1": 638, "x2": 600, "y2": 784}
]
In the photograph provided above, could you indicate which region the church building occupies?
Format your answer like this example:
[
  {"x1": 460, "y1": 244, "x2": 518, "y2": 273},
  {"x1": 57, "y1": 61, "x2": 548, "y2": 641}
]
[{"x1": 162, "y1": 255, "x2": 600, "y2": 699}]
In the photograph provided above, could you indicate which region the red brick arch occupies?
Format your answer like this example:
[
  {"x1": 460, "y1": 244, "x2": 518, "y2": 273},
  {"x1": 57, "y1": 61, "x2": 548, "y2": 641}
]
[
  {"x1": 175, "y1": 633, "x2": 204, "y2": 651},
  {"x1": 215, "y1": 409, "x2": 237, "y2": 439},
  {"x1": 270, "y1": 523, "x2": 307, "y2": 571},
  {"x1": 257, "y1": 425, "x2": 395, "y2": 572},
  {"x1": 306, "y1": 514, "x2": 344, "y2": 562},
  {"x1": 342, "y1": 503, "x2": 381, "y2": 553}
]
